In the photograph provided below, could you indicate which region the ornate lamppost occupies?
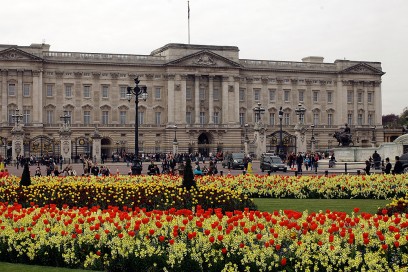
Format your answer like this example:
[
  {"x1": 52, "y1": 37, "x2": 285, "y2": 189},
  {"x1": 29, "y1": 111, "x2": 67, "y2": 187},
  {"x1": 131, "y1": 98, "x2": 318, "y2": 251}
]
[
  {"x1": 172, "y1": 125, "x2": 178, "y2": 155},
  {"x1": 253, "y1": 103, "x2": 266, "y2": 158},
  {"x1": 244, "y1": 123, "x2": 249, "y2": 155},
  {"x1": 127, "y1": 76, "x2": 148, "y2": 175},
  {"x1": 311, "y1": 124, "x2": 316, "y2": 153}
]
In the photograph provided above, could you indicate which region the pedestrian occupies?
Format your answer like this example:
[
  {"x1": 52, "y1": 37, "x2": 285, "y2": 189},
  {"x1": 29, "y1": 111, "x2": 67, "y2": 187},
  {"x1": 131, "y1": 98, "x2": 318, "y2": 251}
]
[
  {"x1": 363, "y1": 160, "x2": 371, "y2": 175},
  {"x1": 393, "y1": 156, "x2": 403, "y2": 174},
  {"x1": 383, "y1": 157, "x2": 392, "y2": 174}
]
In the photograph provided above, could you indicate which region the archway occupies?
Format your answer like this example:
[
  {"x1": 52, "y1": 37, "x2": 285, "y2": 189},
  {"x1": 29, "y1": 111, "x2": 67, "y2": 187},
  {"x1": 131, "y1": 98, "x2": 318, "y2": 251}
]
[
  {"x1": 198, "y1": 133, "x2": 211, "y2": 157},
  {"x1": 101, "y1": 138, "x2": 112, "y2": 161}
]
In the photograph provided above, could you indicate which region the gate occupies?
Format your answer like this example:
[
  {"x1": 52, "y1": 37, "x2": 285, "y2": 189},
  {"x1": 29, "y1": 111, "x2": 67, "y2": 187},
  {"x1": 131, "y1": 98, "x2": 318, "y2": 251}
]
[
  {"x1": 27, "y1": 136, "x2": 60, "y2": 158},
  {"x1": 73, "y1": 137, "x2": 92, "y2": 160},
  {"x1": 266, "y1": 131, "x2": 297, "y2": 156}
]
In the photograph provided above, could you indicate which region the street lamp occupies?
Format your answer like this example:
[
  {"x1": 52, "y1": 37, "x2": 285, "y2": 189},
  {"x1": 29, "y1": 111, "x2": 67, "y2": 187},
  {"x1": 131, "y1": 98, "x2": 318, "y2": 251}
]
[
  {"x1": 127, "y1": 76, "x2": 148, "y2": 175},
  {"x1": 12, "y1": 109, "x2": 23, "y2": 126},
  {"x1": 244, "y1": 123, "x2": 249, "y2": 155},
  {"x1": 60, "y1": 111, "x2": 70, "y2": 127},
  {"x1": 173, "y1": 125, "x2": 178, "y2": 143},
  {"x1": 311, "y1": 124, "x2": 316, "y2": 153},
  {"x1": 253, "y1": 102, "x2": 265, "y2": 123},
  {"x1": 294, "y1": 103, "x2": 306, "y2": 124},
  {"x1": 278, "y1": 107, "x2": 284, "y2": 157}
]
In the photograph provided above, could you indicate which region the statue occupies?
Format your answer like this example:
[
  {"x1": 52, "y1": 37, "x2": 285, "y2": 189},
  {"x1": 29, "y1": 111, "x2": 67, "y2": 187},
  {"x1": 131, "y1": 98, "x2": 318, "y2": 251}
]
[{"x1": 333, "y1": 124, "x2": 354, "y2": 147}]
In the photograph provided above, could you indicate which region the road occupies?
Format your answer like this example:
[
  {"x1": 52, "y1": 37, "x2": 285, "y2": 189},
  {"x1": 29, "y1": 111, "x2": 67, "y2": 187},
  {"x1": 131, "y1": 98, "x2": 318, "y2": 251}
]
[{"x1": 3, "y1": 160, "x2": 382, "y2": 177}]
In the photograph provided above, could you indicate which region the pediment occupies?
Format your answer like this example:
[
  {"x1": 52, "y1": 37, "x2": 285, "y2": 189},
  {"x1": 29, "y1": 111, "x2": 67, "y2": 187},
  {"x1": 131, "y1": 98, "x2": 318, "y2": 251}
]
[
  {"x1": 0, "y1": 47, "x2": 43, "y2": 61},
  {"x1": 167, "y1": 50, "x2": 241, "y2": 68},
  {"x1": 340, "y1": 63, "x2": 384, "y2": 75}
]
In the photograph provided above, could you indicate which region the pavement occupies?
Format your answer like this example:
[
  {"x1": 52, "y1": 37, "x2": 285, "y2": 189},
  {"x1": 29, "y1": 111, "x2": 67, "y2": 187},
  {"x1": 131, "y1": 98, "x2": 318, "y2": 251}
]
[{"x1": 3, "y1": 159, "x2": 383, "y2": 177}]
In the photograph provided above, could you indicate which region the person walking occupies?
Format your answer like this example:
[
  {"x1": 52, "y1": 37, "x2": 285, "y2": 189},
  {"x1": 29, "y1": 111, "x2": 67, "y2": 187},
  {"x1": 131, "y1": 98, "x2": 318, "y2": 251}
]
[
  {"x1": 383, "y1": 157, "x2": 392, "y2": 174},
  {"x1": 393, "y1": 156, "x2": 403, "y2": 174}
]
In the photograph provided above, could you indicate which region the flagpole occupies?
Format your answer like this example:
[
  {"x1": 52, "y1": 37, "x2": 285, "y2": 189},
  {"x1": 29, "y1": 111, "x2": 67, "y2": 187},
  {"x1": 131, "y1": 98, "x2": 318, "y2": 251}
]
[{"x1": 188, "y1": 1, "x2": 190, "y2": 44}]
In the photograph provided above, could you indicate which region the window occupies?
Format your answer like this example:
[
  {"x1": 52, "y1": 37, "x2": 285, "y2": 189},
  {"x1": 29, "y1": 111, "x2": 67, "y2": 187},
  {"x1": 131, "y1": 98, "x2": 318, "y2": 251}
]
[
  {"x1": 213, "y1": 88, "x2": 220, "y2": 100},
  {"x1": 102, "y1": 111, "x2": 109, "y2": 125},
  {"x1": 138, "y1": 112, "x2": 144, "y2": 125},
  {"x1": 368, "y1": 113, "x2": 373, "y2": 125},
  {"x1": 270, "y1": 113, "x2": 275, "y2": 126},
  {"x1": 23, "y1": 110, "x2": 30, "y2": 124},
  {"x1": 155, "y1": 112, "x2": 161, "y2": 125},
  {"x1": 23, "y1": 84, "x2": 30, "y2": 97},
  {"x1": 84, "y1": 111, "x2": 91, "y2": 124},
  {"x1": 213, "y1": 112, "x2": 219, "y2": 124},
  {"x1": 186, "y1": 111, "x2": 192, "y2": 124},
  {"x1": 347, "y1": 90, "x2": 353, "y2": 103},
  {"x1": 8, "y1": 83, "x2": 16, "y2": 96},
  {"x1": 357, "y1": 92, "x2": 363, "y2": 103},
  {"x1": 357, "y1": 113, "x2": 363, "y2": 125},
  {"x1": 8, "y1": 109, "x2": 15, "y2": 124},
  {"x1": 313, "y1": 113, "x2": 319, "y2": 125},
  {"x1": 367, "y1": 92, "x2": 373, "y2": 103},
  {"x1": 46, "y1": 110, "x2": 54, "y2": 124},
  {"x1": 200, "y1": 112, "x2": 206, "y2": 124},
  {"x1": 347, "y1": 113, "x2": 353, "y2": 125},
  {"x1": 298, "y1": 90, "x2": 304, "y2": 103},
  {"x1": 327, "y1": 91, "x2": 332, "y2": 103},
  {"x1": 120, "y1": 86, "x2": 127, "y2": 99},
  {"x1": 254, "y1": 89, "x2": 260, "y2": 101},
  {"x1": 284, "y1": 113, "x2": 290, "y2": 126},
  {"x1": 186, "y1": 88, "x2": 192, "y2": 100},
  {"x1": 83, "y1": 85, "x2": 91, "y2": 98},
  {"x1": 327, "y1": 113, "x2": 333, "y2": 126},
  {"x1": 65, "y1": 85, "x2": 72, "y2": 98},
  {"x1": 102, "y1": 86, "x2": 109, "y2": 99},
  {"x1": 120, "y1": 111, "x2": 126, "y2": 125},
  {"x1": 239, "y1": 89, "x2": 245, "y2": 101},
  {"x1": 199, "y1": 88, "x2": 205, "y2": 100},
  {"x1": 239, "y1": 113, "x2": 245, "y2": 126},
  {"x1": 155, "y1": 87, "x2": 161, "y2": 99},
  {"x1": 313, "y1": 91, "x2": 319, "y2": 103},
  {"x1": 66, "y1": 111, "x2": 72, "y2": 124},
  {"x1": 284, "y1": 90, "x2": 290, "y2": 102},
  {"x1": 46, "y1": 85, "x2": 53, "y2": 97},
  {"x1": 269, "y1": 89, "x2": 276, "y2": 101}
]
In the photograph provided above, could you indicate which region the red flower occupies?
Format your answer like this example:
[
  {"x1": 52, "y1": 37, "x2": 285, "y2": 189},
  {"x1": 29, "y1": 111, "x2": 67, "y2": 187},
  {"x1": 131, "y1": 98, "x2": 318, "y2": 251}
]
[
  {"x1": 382, "y1": 244, "x2": 388, "y2": 250},
  {"x1": 159, "y1": 235, "x2": 165, "y2": 242},
  {"x1": 149, "y1": 229, "x2": 155, "y2": 235},
  {"x1": 281, "y1": 257, "x2": 287, "y2": 266},
  {"x1": 209, "y1": 236, "x2": 215, "y2": 243},
  {"x1": 118, "y1": 233, "x2": 124, "y2": 239},
  {"x1": 354, "y1": 207, "x2": 360, "y2": 213},
  {"x1": 217, "y1": 235, "x2": 223, "y2": 241},
  {"x1": 30, "y1": 233, "x2": 35, "y2": 239},
  {"x1": 95, "y1": 234, "x2": 101, "y2": 240},
  {"x1": 221, "y1": 247, "x2": 227, "y2": 254},
  {"x1": 96, "y1": 250, "x2": 101, "y2": 256},
  {"x1": 169, "y1": 239, "x2": 174, "y2": 245}
]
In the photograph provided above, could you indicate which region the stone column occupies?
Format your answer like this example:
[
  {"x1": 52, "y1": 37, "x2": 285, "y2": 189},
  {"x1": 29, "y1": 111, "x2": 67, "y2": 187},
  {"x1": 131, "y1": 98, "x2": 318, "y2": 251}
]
[
  {"x1": 167, "y1": 74, "x2": 175, "y2": 124},
  {"x1": 253, "y1": 122, "x2": 266, "y2": 159},
  {"x1": 208, "y1": 75, "x2": 214, "y2": 124},
  {"x1": 180, "y1": 75, "x2": 187, "y2": 124},
  {"x1": 17, "y1": 70, "x2": 23, "y2": 111},
  {"x1": 59, "y1": 126, "x2": 72, "y2": 163},
  {"x1": 32, "y1": 70, "x2": 43, "y2": 125},
  {"x1": 294, "y1": 125, "x2": 307, "y2": 153},
  {"x1": 1, "y1": 70, "x2": 8, "y2": 125},
  {"x1": 194, "y1": 75, "x2": 200, "y2": 124},
  {"x1": 222, "y1": 76, "x2": 229, "y2": 124},
  {"x1": 91, "y1": 126, "x2": 102, "y2": 163},
  {"x1": 234, "y1": 76, "x2": 241, "y2": 124},
  {"x1": 374, "y1": 81, "x2": 382, "y2": 125}
]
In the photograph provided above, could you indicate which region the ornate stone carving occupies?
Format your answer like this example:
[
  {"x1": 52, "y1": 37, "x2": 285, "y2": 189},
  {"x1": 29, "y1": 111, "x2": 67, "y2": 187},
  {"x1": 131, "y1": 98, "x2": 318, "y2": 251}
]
[
  {"x1": 193, "y1": 53, "x2": 216, "y2": 66},
  {"x1": 110, "y1": 73, "x2": 119, "y2": 79},
  {"x1": 55, "y1": 71, "x2": 64, "y2": 78},
  {"x1": 0, "y1": 51, "x2": 25, "y2": 60},
  {"x1": 261, "y1": 77, "x2": 269, "y2": 85},
  {"x1": 290, "y1": 79, "x2": 298, "y2": 85},
  {"x1": 92, "y1": 72, "x2": 101, "y2": 78},
  {"x1": 145, "y1": 74, "x2": 154, "y2": 80},
  {"x1": 246, "y1": 77, "x2": 253, "y2": 84},
  {"x1": 74, "y1": 72, "x2": 82, "y2": 78}
]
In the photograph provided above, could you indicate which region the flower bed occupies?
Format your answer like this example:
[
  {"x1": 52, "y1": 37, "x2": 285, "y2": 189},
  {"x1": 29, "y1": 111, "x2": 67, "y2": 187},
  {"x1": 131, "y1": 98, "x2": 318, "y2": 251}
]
[
  {"x1": 0, "y1": 202, "x2": 407, "y2": 271},
  {"x1": 1, "y1": 174, "x2": 408, "y2": 200}
]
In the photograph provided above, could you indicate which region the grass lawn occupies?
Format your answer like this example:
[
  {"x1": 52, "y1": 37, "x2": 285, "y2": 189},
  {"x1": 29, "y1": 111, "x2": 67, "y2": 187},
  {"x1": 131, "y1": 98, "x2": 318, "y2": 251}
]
[
  {"x1": 0, "y1": 262, "x2": 94, "y2": 272},
  {"x1": 253, "y1": 198, "x2": 390, "y2": 214}
]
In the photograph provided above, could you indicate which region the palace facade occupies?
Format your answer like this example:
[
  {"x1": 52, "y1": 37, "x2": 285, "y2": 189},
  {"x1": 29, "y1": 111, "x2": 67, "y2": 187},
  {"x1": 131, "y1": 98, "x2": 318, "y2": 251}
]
[{"x1": 0, "y1": 42, "x2": 385, "y2": 159}]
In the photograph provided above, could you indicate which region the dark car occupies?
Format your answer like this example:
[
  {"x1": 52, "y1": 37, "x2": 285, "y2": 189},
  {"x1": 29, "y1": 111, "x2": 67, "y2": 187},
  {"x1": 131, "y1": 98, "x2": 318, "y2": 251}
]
[
  {"x1": 222, "y1": 153, "x2": 245, "y2": 170},
  {"x1": 260, "y1": 156, "x2": 287, "y2": 172},
  {"x1": 400, "y1": 152, "x2": 408, "y2": 173}
]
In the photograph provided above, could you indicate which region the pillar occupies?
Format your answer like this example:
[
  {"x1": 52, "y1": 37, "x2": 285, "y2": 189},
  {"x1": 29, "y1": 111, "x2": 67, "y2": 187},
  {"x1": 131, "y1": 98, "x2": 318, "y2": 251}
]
[
  {"x1": 194, "y1": 75, "x2": 200, "y2": 124},
  {"x1": 167, "y1": 74, "x2": 175, "y2": 124},
  {"x1": 208, "y1": 75, "x2": 214, "y2": 124},
  {"x1": 222, "y1": 76, "x2": 229, "y2": 124},
  {"x1": 11, "y1": 126, "x2": 24, "y2": 161},
  {"x1": 59, "y1": 127, "x2": 72, "y2": 162},
  {"x1": 91, "y1": 126, "x2": 102, "y2": 163}
]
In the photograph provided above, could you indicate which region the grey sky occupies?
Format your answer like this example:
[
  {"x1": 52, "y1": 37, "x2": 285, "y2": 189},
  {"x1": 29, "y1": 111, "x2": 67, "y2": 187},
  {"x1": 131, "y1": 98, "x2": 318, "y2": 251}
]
[{"x1": 1, "y1": 0, "x2": 407, "y2": 115}]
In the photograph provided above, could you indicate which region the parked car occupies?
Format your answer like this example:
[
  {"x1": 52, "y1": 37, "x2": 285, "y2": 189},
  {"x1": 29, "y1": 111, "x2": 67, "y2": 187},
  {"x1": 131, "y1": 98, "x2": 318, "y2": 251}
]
[
  {"x1": 222, "y1": 153, "x2": 245, "y2": 170},
  {"x1": 260, "y1": 155, "x2": 287, "y2": 172},
  {"x1": 399, "y1": 152, "x2": 408, "y2": 173}
]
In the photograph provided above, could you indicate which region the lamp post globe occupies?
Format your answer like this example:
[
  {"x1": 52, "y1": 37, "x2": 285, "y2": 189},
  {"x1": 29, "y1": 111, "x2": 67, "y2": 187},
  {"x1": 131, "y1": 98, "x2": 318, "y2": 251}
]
[{"x1": 127, "y1": 76, "x2": 148, "y2": 175}]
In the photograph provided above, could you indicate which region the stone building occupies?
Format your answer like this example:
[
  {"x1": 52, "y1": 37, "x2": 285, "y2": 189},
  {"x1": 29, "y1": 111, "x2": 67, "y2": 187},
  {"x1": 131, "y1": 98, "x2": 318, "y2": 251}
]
[{"x1": 0, "y1": 42, "x2": 385, "y2": 160}]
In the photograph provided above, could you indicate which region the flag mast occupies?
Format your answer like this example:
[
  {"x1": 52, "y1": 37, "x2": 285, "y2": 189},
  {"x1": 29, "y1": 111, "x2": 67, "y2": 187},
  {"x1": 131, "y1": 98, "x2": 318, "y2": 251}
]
[{"x1": 188, "y1": 1, "x2": 190, "y2": 44}]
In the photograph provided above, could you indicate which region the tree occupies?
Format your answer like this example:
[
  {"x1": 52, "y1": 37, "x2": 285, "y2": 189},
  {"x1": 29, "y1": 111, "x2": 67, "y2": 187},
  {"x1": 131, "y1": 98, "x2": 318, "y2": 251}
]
[
  {"x1": 382, "y1": 114, "x2": 400, "y2": 128},
  {"x1": 20, "y1": 162, "x2": 31, "y2": 187},
  {"x1": 182, "y1": 158, "x2": 196, "y2": 190}
]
